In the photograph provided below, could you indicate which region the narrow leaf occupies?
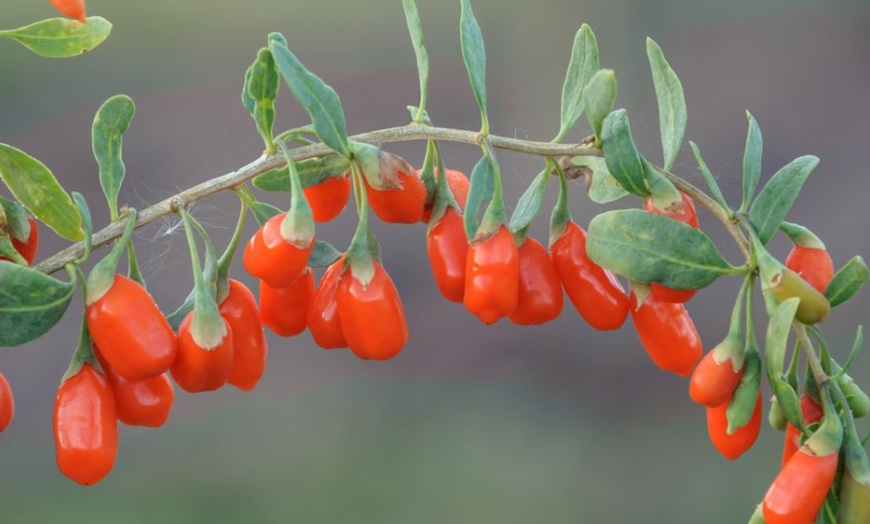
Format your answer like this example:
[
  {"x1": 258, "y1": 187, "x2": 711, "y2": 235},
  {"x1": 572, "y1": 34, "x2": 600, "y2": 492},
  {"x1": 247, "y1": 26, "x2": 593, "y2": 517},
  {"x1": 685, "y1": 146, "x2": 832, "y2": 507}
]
[
  {"x1": 689, "y1": 141, "x2": 729, "y2": 211},
  {"x1": 0, "y1": 264, "x2": 75, "y2": 346},
  {"x1": 582, "y1": 69, "x2": 616, "y2": 146},
  {"x1": 749, "y1": 155, "x2": 819, "y2": 245},
  {"x1": 309, "y1": 240, "x2": 342, "y2": 268},
  {"x1": 268, "y1": 34, "x2": 350, "y2": 156},
  {"x1": 825, "y1": 256, "x2": 869, "y2": 308},
  {"x1": 463, "y1": 156, "x2": 495, "y2": 240},
  {"x1": 764, "y1": 298, "x2": 799, "y2": 376},
  {"x1": 646, "y1": 38, "x2": 687, "y2": 171},
  {"x1": 242, "y1": 48, "x2": 280, "y2": 152},
  {"x1": 459, "y1": 0, "x2": 489, "y2": 132},
  {"x1": 740, "y1": 111, "x2": 763, "y2": 212},
  {"x1": 402, "y1": 0, "x2": 430, "y2": 121},
  {"x1": 253, "y1": 155, "x2": 351, "y2": 192},
  {"x1": 600, "y1": 109, "x2": 648, "y2": 196},
  {"x1": 508, "y1": 169, "x2": 548, "y2": 236},
  {"x1": 558, "y1": 24, "x2": 600, "y2": 140},
  {"x1": 0, "y1": 17, "x2": 112, "y2": 58},
  {"x1": 0, "y1": 143, "x2": 83, "y2": 241},
  {"x1": 248, "y1": 200, "x2": 283, "y2": 227},
  {"x1": 92, "y1": 94, "x2": 135, "y2": 220},
  {"x1": 587, "y1": 209, "x2": 736, "y2": 290}
]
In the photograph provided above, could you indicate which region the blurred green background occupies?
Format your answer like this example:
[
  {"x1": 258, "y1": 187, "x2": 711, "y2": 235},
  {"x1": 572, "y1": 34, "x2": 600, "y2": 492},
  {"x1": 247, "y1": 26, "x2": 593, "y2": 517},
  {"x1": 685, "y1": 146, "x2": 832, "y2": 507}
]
[{"x1": 1, "y1": 0, "x2": 870, "y2": 522}]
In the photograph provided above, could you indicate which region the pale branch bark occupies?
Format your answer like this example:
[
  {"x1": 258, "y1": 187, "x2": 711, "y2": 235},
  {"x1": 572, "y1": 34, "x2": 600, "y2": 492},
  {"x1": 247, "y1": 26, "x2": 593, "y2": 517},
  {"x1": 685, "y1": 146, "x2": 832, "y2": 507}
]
[{"x1": 35, "y1": 124, "x2": 600, "y2": 275}]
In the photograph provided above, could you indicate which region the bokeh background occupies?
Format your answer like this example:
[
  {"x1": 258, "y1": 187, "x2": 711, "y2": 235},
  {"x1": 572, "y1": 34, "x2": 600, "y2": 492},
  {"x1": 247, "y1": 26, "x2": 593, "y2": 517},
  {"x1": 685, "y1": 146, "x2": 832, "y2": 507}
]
[{"x1": 1, "y1": 0, "x2": 870, "y2": 522}]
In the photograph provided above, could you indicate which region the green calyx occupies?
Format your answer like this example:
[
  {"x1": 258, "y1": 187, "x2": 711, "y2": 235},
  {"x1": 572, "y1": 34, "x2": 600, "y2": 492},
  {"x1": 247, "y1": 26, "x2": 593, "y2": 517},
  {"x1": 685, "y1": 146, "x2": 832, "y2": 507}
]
[
  {"x1": 804, "y1": 385, "x2": 844, "y2": 457},
  {"x1": 549, "y1": 163, "x2": 572, "y2": 247},
  {"x1": 780, "y1": 221, "x2": 826, "y2": 250},
  {"x1": 474, "y1": 142, "x2": 507, "y2": 241},
  {"x1": 85, "y1": 208, "x2": 138, "y2": 305},
  {"x1": 768, "y1": 395, "x2": 788, "y2": 431},
  {"x1": 179, "y1": 208, "x2": 226, "y2": 350},
  {"x1": 62, "y1": 265, "x2": 97, "y2": 383},
  {"x1": 215, "y1": 199, "x2": 248, "y2": 305},
  {"x1": 426, "y1": 140, "x2": 461, "y2": 230},
  {"x1": 345, "y1": 161, "x2": 380, "y2": 288},
  {"x1": 279, "y1": 145, "x2": 315, "y2": 246}
]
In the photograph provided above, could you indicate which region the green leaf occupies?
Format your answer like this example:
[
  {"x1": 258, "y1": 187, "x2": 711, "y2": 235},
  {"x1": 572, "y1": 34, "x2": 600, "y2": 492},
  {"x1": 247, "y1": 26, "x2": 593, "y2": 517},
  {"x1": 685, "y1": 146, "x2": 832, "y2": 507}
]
[
  {"x1": 92, "y1": 94, "x2": 135, "y2": 221},
  {"x1": 268, "y1": 33, "x2": 350, "y2": 156},
  {"x1": 586, "y1": 209, "x2": 736, "y2": 290},
  {"x1": 508, "y1": 168, "x2": 548, "y2": 236},
  {"x1": 253, "y1": 155, "x2": 351, "y2": 192},
  {"x1": 825, "y1": 256, "x2": 869, "y2": 308},
  {"x1": 726, "y1": 349, "x2": 761, "y2": 433},
  {"x1": 748, "y1": 155, "x2": 819, "y2": 246},
  {"x1": 646, "y1": 38, "x2": 687, "y2": 171},
  {"x1": 242, "y1": 47, "x2": 280, "y2": 153},
  {"x1": 557, "y1": 24, "x2": 600, "y2": 141},
  {"x1": 248, "y1": 200, "x2": 283, "y2": 227},
  {"x1": 582, "y1": 69, "x2": 616, "y2": 147},
  {"x1": 402, "y1": 0, "x2": 430, "y2": 122},
  {"x1": 166, "y1": 289, "x2": 194, "y2": 332},
  {"x1": 309, "y1": 240, "x2": 342, "y2": 268},
  {"x1": 689, "y1": 141, "x2": 729, "y2": 211},
  {"x1": 644, "y1": 160, "x2": 682, "y2": 214},
  {"x1": 347, "y1": 141, "x2": 381, "y2": 189},
  {"x1": 764, "y1": 298, "x2": 803, "y2": 429},
  {"x1": 0, "y1": 197, "x2": 31, "y2": 243},
  {"x1": 600, "y1": 109, "x2": 648, "y2": 197},
  {"x1": 0, "y1": 263, "x2": 75, "y2": 346},
  {"x1": 563, "y1": 156, "x2": 629, "y2": 204},
  {"x1": 0, "y1": 143, "x2": 83, "y2": 241},
  {"x1": 740, "y1": 111, "x2": 763, "y2": 213},
  {"x1": 463, "y1": 155, "x2": 495, "y2": 240},
  {"x1": 459, "y1": 0, "x2": 489, "y2": 133},
  {"x1": 0, "y1": 17, "x2": 112, "y2": 58}
]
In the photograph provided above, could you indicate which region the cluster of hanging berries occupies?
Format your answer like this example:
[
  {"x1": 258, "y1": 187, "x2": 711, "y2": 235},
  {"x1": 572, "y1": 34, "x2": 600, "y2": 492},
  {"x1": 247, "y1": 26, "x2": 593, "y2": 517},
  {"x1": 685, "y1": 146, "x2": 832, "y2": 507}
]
[{"x1": 3, "y1": 1, "x2": 870, "y2": 521}]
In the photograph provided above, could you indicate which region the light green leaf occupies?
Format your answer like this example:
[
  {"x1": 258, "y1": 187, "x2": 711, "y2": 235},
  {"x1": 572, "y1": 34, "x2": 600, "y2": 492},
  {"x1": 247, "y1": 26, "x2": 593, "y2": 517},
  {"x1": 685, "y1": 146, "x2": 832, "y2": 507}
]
[
  {"x1": 740, "y1": 111, "x2": 763, "y2": 213},
  {"x1": 689, "y1": 141, "x2": 729, "y2": 211},
  {"x1": 0, "y1": 17, "x2": 112, "y2": 58},
  {"x1": 825, "y1": 256, "x2": 869, "y2": 308},
  {"x1": 557, "y1": 24, "x2": 599, "y2": 141},
  {"x1": 646, "y1": 38, "x2": 687, "y2": 171},
  {"x1": 0, "y1": 197, "x2": 31, "y2": 243},
  {"x1": 463, "y1": 155, "x2": 495, "y2": 240},
  {"x1": 600, "y1": 109, "x2": 648, "y2": 197},
  {"x1": 402, "y1": 0, "x2": 430, "y2": 122},
  {"x1": 586, "y1": 209, "x2": 736, "y2": 290},
  {"x1": 508, "y1": 169, "x2": 548, "y2": 236},
  {"x1": 268, "y1": 33, "x2": 350, "y2": 156},
  {"x1": 253, "y1": 155, "x2": 350, "y2": 192},
  {"x1": 242, "y1": 47, "x2": 280, "y2": 153},
  {"x1": 92, "y1": 94, "x2": 135, "y2": 221},
  {"x1": 749, "y1": 155, "x2": 819, "y2": 245},
  {"x1": 309, "y1": 240, "x2": 342, "y2": 268},
  {"x1": 567, "y1": 156, "x2": 630, "y2": 204},
  {"x1": 459, "y1": 0, "x2": 489, "y2": 133},
  {"x1": 582, "y1": 69, "x2": 616, "y2": 147},
  {"x1": 0, "y1": 143, "x2": 83, "y2": 241},
  {"x1": 0, "y1": 263, "x2": 75, "y2": 346},
  {"x1": 644, "y1": 160, "x2": 682, "y2": 214}
]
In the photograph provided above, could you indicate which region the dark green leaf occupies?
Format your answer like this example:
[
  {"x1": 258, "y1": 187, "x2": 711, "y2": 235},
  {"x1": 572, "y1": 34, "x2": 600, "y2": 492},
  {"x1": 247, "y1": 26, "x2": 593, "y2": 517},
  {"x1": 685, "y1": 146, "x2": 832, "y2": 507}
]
[
  {"x1": 0, "y1": 143, "x2": 83, "y2": 241},
  {"x1": 748, "y1": 155, "x2": 819, "y2": 246},
  {"x1": 564, "y1": 156, "x2": 629, "y2": 204},
  {"x1": 741, "y1": 111, "x2": 763, "y2": 212},
  {"x1": 0, "y1": 263, "x2": 75, "y2": 346},
  {"x1": 459, "y1": 0, "x2": 489, "y2": 132},
  {"x1": 825, "y1": 256, "x2": 869, "y2": 308},
  {"x1": 582, "y1": 69, "x2": 616, "y2": 146},
  {"x1": 508, "y1": 169, "x2": 548, "y2": 236},
  {"x1": 252, "y1": 155, "x2": 350, "y2": 192},
  {"x1": 689, "y1": 141, "x2": 729, "y2": 211},
  {"x1": 0, "y1": 17, "x2": 112, "y2": 58},
  {"x1": 248, "y1": 200, "x2": 283, "y2": 227},
  {"x1": 557, "y1": 24, "x2": 599, "y2": 140},
  {"x1": 402, "y1": 0, "x2": 430, "y2": 122},
  {"x1": 586, "y1": 209, "x2": 735, "y2": 290},
  {"x1": 268, "y1": 34, "x2": 350, "y2": 156},
  {"x1": 309, "y1": 240, "x2": 342, "y2": 268},
  {"x1": 0, "y1": 197, "x2": 31, "y2": 243},
  {"x1": 242, "y1": 48, "x2": 280, "y2": 152},
  {"x1": 601, "y1": 109, "x2": 648, "y2": 197},
  {"x1": 463, "y1": 156, "x2": 495, "y2": 240},
  {"x1": 92, "y1": 94, "x2": 135, "y2": 220},
  {"x1": 646, "y1": 38, "x2": 687, "y2": 171}
]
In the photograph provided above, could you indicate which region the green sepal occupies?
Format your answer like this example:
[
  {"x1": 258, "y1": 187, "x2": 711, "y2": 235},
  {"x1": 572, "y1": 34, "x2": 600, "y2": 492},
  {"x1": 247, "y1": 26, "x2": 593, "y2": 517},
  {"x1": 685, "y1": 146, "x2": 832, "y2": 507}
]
[
  {"x1": 689, "y1": 141, "x2": 729, "y2": 212},
  {"x1": 418, "y1": 140, "x2": 438, "y2": 211},
  {"x1": 62, "y1": 269, "x2": 100, "y2": 383},
  {"x1": 581, "y1": 69, "x2": 616, "y2": 147},
  {"x1": 344, "y1": 163, "x2": 381, "y2": 287},
  {"x1": 0, "y1": 237, "x2": 26, "y2": 266},
  {"x1": 646, "y1": 37, "x2": 687, "y2": 171},
  {"x1": 508, "y1": 166, "x2": 549, "y2": 241},
  {"x1": 402, "y1": 0, "x2": 430, "y2": 123},
  {"x1": 561, "y1": 156, "x2": 628, "y2": 204},
  {"x1": 92, "y1": 94, "x2": 135, "y2": 221},
  {"x1": 586, "y1": 209, "x2": 739, "y2": 291},
  {"x1": 242, "y1": 47, "x2": 280, "y2": 154},
  {"x1": 253, "y1": 155, "x2": 350, "y2": 192},
  {"x1": 0, "y1": 143, "x2": 83, "y2": 241},
  {"x1": 278, "y1": 149, "x2": 316, "y2": 246},
  {"x1": 463, "y1": 155, "x2": 495, "y2": 241},
  {"x1": 747, "y1": 504, "x2": 765, "y2": 524},
  {"x1": 726, "y1": 348, "x2": 760, "y2": 433},
  {"x1": 643, "y1": 160, "x2": 683, "y2": 216},
  {"x1": 748, "y1": 155, "x2": 819, "y2": 246},
  {"x1": 825, "y1": 256, "x2": 869, "y2": 308},
  {"x1": 779, "y1": 221, "x2": 825, "y2": 250},
  {"x1": 86, "y1": 209, "x2": 138, "y2": 305},
  {"x1": 629, "y1": 280, "x2": 652, "y2": 309},
  {"x1": 600, "y1": 109, "x2": 649, "y2": 197},
  {"x1": 347, "y1": 141, "x2": 382, "y2": 189},
  {"x1": 0, "y1": 196, "x2": 31, "y2": 243},
  {"x1": 215, "y1": 201, "x2": 248, "y2": 304},
  {"x1": 0, "y1": 17, "x2": 112, "y2": 58},
  {"x1": 268, "y1": 33, "x2": 350, "y2": 157},
  {"x1": 0, "y1": 263, "x2": 76, "y2": 346},
  {"x1": 768, "y1": 395, "x2": 788, "y2": 431},
  {"x1": 805, "y1": 385, "x2": 843, "y2": 457},
  {"x1": 555, "y1": 24, "x2": 599, "y2": 142},
  {"x1": 548, "y1": 165, "x2": 572, "y2": 246},
  {"x1": 740, "y1": 111, "x2": 763, "y2": 214},
  {"x1": 180, "y1": 210, "x2": 226, "y2": 350},
  {"x1": 459, "y1": 0, "x2": 489, "y2": 135}
]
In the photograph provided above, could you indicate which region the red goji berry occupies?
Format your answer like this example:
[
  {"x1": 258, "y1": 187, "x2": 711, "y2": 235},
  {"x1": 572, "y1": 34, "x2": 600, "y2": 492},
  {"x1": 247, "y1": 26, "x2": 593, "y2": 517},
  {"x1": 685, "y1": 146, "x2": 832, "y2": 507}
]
[
  {"x1": 171, "y1": 313, "x2": 234, "y2": 393},
  {"x1": 220, "y1": 279, "x2": 269, "y2": 391},
  {"x1": 2, "y1": 217, "x2": 39, "y2": 265},
  {"x1": 426, "y1": 207, "x2": 469, "y2": 303},
  {"x1": 785, "y1": 245, "x2": 834, "y2": 294},
  {"x1": 782, "y1": 395, "x2": 823, "y2": 466},
  {"x1": 689, "y1": 347, "x2": 744, "y2": 407},
  {"x1": 422, "y1": 169, "x2": 470, "y2": 223},
  {"x1": 764, "y1": 447, "x2": 839, "y2": 523},
  {"x1": 464, "y1": 226, "x2": 519, "y2": 324},
  {"x1": 645, "y1": 192, "x2": 699, "y2": 303},
  {"x1": 94, "y1": 347, "x2": 173, "y2": 428},
  {"x1": 243, "y1": 212, "x2": 314, "y2": 288},
  {"x1": 304, "y1": 174, "x2": 351, "y2": 223},
  {"x1": 50, "y1": 0, "x2": 86, "y2": 22},
  {"x1": 307, "y1": 258, "x2": 348, "y2": 350},
  {"x1": 706, "y1": 392, "x2": 762, "y2": 460},
  {"x1": 0, "y1": 371, "x2": 13, "y2": 432},
  {"x1": 630, "y1": 292, "x2": 702, "y2": 376},
  {"x1": 509, "y1": 237, "x2": 563, "y2": 325},
  {"x1": 365, "y1": 169, "x2": 426, "y2": 224},
  {"x1": 259, "y1": 268, "x2": 314, "y2": 338}
]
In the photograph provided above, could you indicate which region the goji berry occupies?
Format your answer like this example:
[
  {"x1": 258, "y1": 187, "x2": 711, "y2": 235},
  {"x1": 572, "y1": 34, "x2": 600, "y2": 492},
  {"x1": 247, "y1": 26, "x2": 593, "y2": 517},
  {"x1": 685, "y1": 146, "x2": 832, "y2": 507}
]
[
  {"x1": 645, "y1": 192, "x2": 699, "y2": 303},
  {"x1": 2, "y1": 217, "x2": 39, "y2": 265},
  {"x1": 782, "y1": 395, "x2": 823, "y2": 466},
  {"x1": 220, "y1": 279, "x2": 269, "y2": 391},
  {"x1": 706, "y1": 392, "x2": 762, "y2": 460},
  {"x1": 464, "y1": 226, "x2": 519, "y2": 324},
  {"x1": 689, "y1": 345, "x2": 744, "y2": 407},
  {"x1": 307, "y1": 257, "x2": 348, "y2": 350},
  {"x1": 509, "y1": 237, "x2": 563, "y2": 325},
  {"x1": 422, "y1": 169, "x2": 470, "y2": 223},
  {"x1": 785, "y1": 245, "x2": 834, "y2": 294},
  {"x1": 243, "y1": 212, "x2": 314, "y2": 288},
  {"x1": 763, "y1": 447, "x2": 839, "y2": 523},
  {"x1": 365, "y1": 169, "x2": 426, "y2": 224},
  {"x1": 426, "y1": 207, "x2": 469, "y2": 303},
  {"x1": 50, "y1": 0, "x2": 86, "y2": 23},
  {"x1": 629, "y1": 292, "x2": 702, "y2": 376},
  {"x1": 0, "y1": 371, "x2": 13, "y2": 432},
  {"x1": 304, "y1": 174, "x2": 351, "y2": 223},
  {"x1": 171, "y1": 313, "x2": 234, "y2": 393},
  {"x1": 259, "y1": 268, "x2": 314, "y2": 338},
  {"x1": 94, "y1": 347, "x2": 173, "y2": 428}
]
